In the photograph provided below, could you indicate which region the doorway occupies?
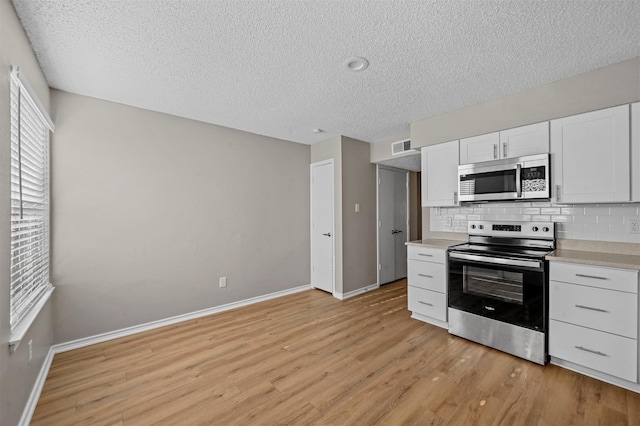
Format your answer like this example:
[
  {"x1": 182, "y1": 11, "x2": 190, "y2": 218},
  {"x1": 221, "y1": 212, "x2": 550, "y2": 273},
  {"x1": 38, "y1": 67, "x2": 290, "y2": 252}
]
[
  {"x1": 311, "y1": 160, "x2": 335, "y2": 293},
  {"x1": 378, "y1": 166, "x2": 409, "y2": 285}
]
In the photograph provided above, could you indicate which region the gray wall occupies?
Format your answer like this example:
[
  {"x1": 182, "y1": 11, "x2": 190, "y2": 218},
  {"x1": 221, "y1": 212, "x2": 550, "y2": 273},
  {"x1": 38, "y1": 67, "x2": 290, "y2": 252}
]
[
  {"x1": 310, "y1": 136, "x2": 377, "y2": 294},
  {"x1": 412, "y1": 57, "x2": 640, "y2": 147},
  {"x1": 341, "y1": 137, "x2": 377, "y2": 293},
  {"x1": 50, "y1": 90, "x2": 311, "y2": 343},
  {"x1": 370, "y1": 133, "x2": 411, "y2": 163},
  {"x1": 0, "y1": 1, "x2": 55, "y2": 424}
]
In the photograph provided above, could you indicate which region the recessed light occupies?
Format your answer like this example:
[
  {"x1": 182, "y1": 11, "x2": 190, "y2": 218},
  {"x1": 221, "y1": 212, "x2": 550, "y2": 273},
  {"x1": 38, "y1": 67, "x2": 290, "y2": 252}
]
[
  {"x1": 344, "y1": 57, "x2": 369, "y2": 72},
  {"x1": 312, "y1": 128, "x2": 324, "y2": 134}
]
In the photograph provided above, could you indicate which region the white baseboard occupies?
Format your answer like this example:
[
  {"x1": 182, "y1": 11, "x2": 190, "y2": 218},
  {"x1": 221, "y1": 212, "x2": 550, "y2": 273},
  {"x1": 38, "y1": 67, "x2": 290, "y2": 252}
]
[
  {"x1": 410, "y1": 312, "x2": 448, "y2": 329},
  {"x1": 19, "y1": 346, "x2": 55, "y2": 426},
  {"x1": 334, "y1": 283, "x2": 379, "y2": 300},
  {"x1": 19, "y1": 283, "x2": 311, "y2": 425},
  {"x1": 550, "y1": 357, "x2": 640, "y2": 394},
  {"x1": 54, "y1": 284, "x2": 311, "y2": 354}
]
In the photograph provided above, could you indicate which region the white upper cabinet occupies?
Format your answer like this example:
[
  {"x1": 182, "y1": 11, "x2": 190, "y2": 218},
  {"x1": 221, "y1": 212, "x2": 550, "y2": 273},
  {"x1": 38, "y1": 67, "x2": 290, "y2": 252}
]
[
  {"x1": 551, "y1": 105, "x2": 630, "y2": 204},
  {"x1": 422, "y1": 140, "x2": 459, "y2": 207},
  {"x1": 459, "y1": 132, "x2": 500, "y2": 164},
  {"x1": 459, "y1": 122, "x2": 549, "y2": 164},
  {"x1": 632, "y1": 102, "x2": 639, "y2": 202},
  {"x1": 499, "y1": 122, "x2": 549, "y2": 159}
]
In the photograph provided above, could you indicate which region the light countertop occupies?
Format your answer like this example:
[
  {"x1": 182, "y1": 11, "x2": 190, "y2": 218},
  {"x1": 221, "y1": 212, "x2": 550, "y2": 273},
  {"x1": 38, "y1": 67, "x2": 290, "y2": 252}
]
[
  {"x1": 407, "y1": 237, "x2": 640, "y2": 270},
  {"x1": 546, "y1": 249, "x2": 640, "y2": 271},
  {"x1": 406, "y1": 239, "x2": 463, "y2": 250}
]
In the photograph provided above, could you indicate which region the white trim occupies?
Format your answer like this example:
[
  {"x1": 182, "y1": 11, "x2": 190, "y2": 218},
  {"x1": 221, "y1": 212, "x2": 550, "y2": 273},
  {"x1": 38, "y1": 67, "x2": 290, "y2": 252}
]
[
  {"x1": 406, "y1": 172, "x2": 410, "y2": 244},
  {"x1": 550, "y1": 357, "x2": 640, "y2": 394},
  {"x1": 411, "y1": 312, "x2": 448, "y2": 329},
  {"x1": 310, "y1": 159, "x2": 335, "y2": 294},
  {"x1": 18, "y1": 346, "x2": 55, "y2": 426},
  {"x1": 9, "y1": 286, "x2": 55, "y2": 351},
  {"x1": 19, "y1": 284, "x2": 311, "y2": 425},
  {"x1": 333, "y1": 283, "x2": 379, "y2": 300},
  {"x1": 376, "y1": 165, "x2": 410, "y2": 285},
  {"x1": 10, "y1": 65, "x2": 54, "y2": 131},
  {"x1": 376, "y1": 165, "x2": 380, "y2": 286},
  {"x1": 54, "y1": 284, "x2": 311, "y2": 354}
]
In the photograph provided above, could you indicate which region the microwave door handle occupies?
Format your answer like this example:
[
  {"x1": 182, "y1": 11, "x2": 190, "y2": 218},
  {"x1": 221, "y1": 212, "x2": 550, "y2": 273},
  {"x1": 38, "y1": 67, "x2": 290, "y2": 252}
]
[{"x1": 516, "y1": 163, "x2": 522, "y2": 198}]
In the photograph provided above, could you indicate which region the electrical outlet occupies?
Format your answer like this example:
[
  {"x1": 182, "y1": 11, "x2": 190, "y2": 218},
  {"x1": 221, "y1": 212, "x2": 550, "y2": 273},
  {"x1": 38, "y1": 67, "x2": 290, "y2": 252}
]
[
  {"x1": 28, "y1": 340, "x2": 33, "y2": 362},
  {"x1": 219, "y1": 276, "x2": 227, "y2": 288},
  {"x1": 629, "y1": 219, "x2": 639, "y2": 234}
]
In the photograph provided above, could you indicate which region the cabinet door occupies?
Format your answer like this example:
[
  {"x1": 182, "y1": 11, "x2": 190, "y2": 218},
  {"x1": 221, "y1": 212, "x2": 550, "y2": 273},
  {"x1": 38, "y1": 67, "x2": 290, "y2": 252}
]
[
  {"x1": 632, "y1": 102, "x2": 639, "y2": 202},
  {"x1": 459, "y1": 132, "x2": 499, "y2": 164},
  {"x1": 551, "y1": 105, "x2": 630, "y2": 204},
  {"x1": 499, "y1": 122, "x2": 549, "y2": 159},
  {"x1": 421, "y1": 141, "x2": 459, "y2": 207},
  {"x1": 549, "y1": 319, "x2": 637, "y2": 382}
]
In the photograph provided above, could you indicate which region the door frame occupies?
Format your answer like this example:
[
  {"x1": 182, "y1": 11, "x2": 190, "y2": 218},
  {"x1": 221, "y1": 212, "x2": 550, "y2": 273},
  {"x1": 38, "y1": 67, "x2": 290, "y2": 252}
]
[
  {"x1": 376, "y1": 165, "x2": 410, "y2": 286},
  {"x1": 310, "y1": 159, "x2": 335, "y2": 294}
]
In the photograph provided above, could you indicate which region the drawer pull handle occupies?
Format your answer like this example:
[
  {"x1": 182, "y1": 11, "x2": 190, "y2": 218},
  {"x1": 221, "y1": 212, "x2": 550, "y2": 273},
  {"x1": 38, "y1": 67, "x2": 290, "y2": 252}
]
[
  {"x1": 575, "y1": 304, "x2": 609, "y2": 313},
  {"x1": 575, "y1": 346, "x2": 609, "y2": 357},
  {"x1": 575, "y1": 273, "x2": 608, "y2": 280},
  {"x1": 418, "y1": 301, "x2": 434, "y2": 307},
  {"x1": 418, "y1": 274, "x2": 433, "y2": 278},
  {"x1": 418, "y1": 253, "x2": 433, "y2": 257}
]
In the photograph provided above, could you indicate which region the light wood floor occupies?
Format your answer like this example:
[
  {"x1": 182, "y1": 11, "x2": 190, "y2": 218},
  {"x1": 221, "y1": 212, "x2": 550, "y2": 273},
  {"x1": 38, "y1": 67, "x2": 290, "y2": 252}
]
[{"x1": 33, "y1": 280, "x2": 640, "y2": 425}]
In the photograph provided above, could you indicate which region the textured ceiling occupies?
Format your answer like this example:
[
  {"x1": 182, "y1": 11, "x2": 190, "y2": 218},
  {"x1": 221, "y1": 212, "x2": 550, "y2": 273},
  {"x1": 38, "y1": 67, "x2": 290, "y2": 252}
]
[{"x1": 12, "y1": 0, "x2": 640, "y2": 145}]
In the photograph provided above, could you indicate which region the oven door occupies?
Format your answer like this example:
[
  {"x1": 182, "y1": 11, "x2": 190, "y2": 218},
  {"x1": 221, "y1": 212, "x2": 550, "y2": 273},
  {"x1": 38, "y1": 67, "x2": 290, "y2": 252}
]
[{"x1": 448, "y1": 252, "x2": 546, "y2": 332}]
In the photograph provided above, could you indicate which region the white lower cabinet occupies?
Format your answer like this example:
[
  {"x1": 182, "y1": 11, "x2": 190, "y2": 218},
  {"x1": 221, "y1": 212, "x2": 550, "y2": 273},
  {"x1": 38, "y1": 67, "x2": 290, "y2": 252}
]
[
  {"x1": 549, "y1": 320, "x2": 637, "y2": 382},
  {"x1": 407, "y1": 286, "x2": 447, "y2": 322},
  {"x1": 549, "y1": 262, "x2": 639, "y2": 386},
  {"x1": 407, "y1": 245, "x2": 447, "y2": 328}
]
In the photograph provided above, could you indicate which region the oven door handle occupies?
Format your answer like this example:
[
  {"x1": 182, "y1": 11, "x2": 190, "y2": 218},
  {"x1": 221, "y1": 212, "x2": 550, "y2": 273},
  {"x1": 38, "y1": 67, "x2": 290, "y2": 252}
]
[{"x1": 449, "y1": 252, "x2": 541, "y2": 269}]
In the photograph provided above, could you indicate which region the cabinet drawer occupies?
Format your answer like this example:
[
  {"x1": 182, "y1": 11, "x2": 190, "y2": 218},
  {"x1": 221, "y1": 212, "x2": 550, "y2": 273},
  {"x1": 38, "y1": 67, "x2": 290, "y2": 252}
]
[
  {"x1": 549, "y1": 320, "x2": 637, "y2": 382},
  {"x1": 407, "y1": 286, "x2": 447, "y2": 322},
  {"x1": 408, "y1": 246, "x2": 445, "y2": 263},
  {"x1": 550, "y1": 262, "x2": 638, "y2": 293},
  {"x1": 550, "y1": 281, "x2": 638, "y2": 338},
  {"x1": 408, "y1": 260, "x2": 446, "y2": 293}
]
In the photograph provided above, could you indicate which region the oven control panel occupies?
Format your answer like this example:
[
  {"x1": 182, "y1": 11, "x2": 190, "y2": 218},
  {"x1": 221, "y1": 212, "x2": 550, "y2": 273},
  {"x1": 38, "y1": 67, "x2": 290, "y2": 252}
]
[{"x1": 468, "y1": 221, "x2": 554, "y2": 239}]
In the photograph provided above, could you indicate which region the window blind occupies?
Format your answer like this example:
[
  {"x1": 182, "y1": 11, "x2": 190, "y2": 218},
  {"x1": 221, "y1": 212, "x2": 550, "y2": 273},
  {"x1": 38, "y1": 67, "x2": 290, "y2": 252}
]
[{"x1": 9, "y1": 66, "x2": 54, "y2": 331}]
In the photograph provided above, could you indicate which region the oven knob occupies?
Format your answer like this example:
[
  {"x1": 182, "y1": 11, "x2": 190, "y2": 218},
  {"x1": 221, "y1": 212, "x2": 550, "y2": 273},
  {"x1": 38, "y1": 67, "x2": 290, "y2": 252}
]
[
  {"x1": 478, "y1": 225, "x2": 484, "y2": 230},
  {"x1": 532, "y1": 226, "x2": 539, "y2": 232},
  {"x1": 542, "y1": 226, "x2": 550, "y2": 232},
  {"x1": 470, "y1": 224, "x2": 476, "y2": 229}
]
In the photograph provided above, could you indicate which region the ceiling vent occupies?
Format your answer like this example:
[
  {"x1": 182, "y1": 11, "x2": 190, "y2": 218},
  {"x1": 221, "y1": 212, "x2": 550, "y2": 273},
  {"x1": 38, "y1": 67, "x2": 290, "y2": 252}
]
[{"x1": 391, "y1": 139, "x2": 414, "y2": 156}]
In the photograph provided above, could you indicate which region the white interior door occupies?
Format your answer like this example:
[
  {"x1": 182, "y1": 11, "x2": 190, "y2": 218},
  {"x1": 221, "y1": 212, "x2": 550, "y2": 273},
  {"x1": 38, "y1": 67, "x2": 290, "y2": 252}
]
[
  {"x1": 379, "y1": 168, "x2": 395, "y2": 284},
  {"x1": 311, "y1": 161, "x2": 334, "y2": 293},
  {"x1": 378, "y1": 167, "x2": 408, "y2": 285}
]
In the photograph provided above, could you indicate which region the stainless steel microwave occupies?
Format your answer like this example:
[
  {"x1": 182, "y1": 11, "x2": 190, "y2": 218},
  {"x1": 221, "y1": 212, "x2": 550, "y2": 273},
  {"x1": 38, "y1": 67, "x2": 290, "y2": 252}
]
[{"x1": 458, "y1": 153, "x2": 550, "y2": 202}]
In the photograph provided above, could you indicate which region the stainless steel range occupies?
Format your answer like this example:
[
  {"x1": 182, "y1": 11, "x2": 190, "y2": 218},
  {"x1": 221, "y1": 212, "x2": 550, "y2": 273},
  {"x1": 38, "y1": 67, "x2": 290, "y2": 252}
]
[{"x1": 447, "y1": 220, "x2": 556, "y2": 365}]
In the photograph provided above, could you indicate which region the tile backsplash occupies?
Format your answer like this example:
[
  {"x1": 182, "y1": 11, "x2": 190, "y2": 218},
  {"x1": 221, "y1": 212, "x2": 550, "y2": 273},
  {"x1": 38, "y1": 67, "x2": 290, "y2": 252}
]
[{"x1": 430, "y1": 202, "x2": 640, "y2": 244}]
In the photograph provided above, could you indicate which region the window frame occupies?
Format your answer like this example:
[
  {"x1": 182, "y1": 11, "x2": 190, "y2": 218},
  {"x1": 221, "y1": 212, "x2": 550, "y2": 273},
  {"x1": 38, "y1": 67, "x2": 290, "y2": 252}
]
[{"x1": 8, "y1": 65, "x2": 55, "y2": 350}]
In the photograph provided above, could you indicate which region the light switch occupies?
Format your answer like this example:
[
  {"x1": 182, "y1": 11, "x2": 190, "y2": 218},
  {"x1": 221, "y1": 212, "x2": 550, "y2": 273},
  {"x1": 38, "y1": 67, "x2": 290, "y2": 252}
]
[{"x1": 355, "y1": 203, "x2": 360, "y2": 213}]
